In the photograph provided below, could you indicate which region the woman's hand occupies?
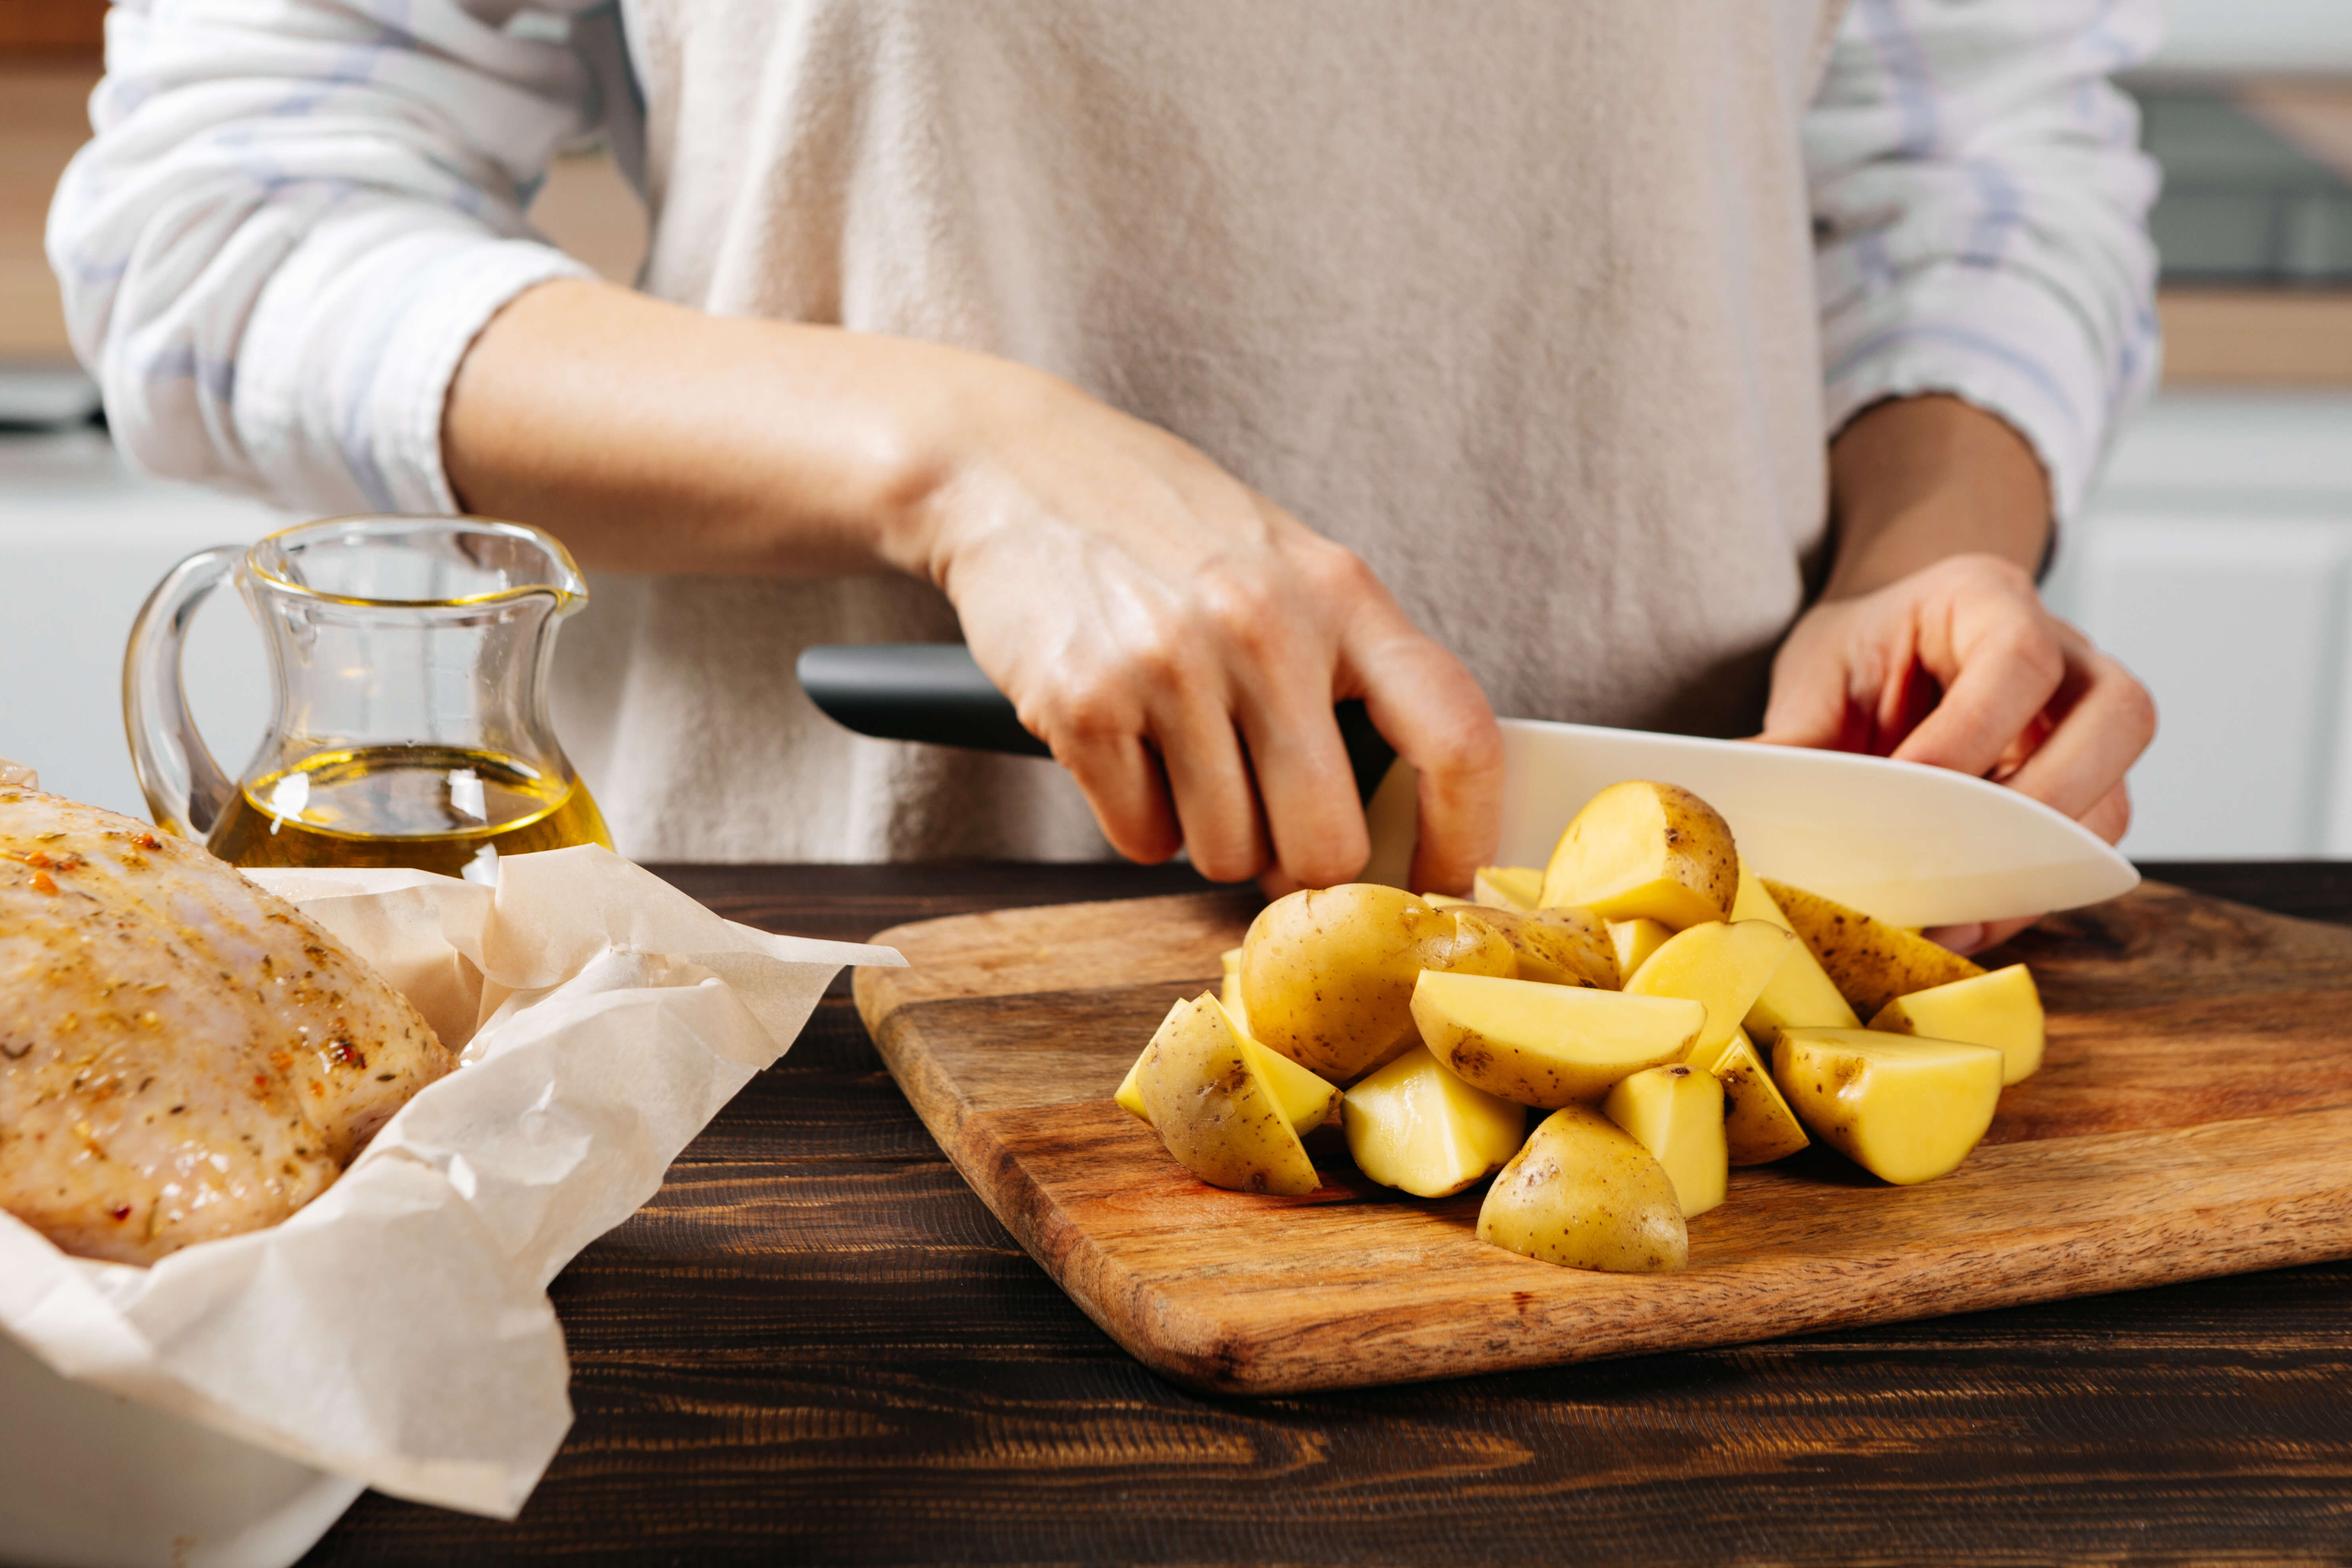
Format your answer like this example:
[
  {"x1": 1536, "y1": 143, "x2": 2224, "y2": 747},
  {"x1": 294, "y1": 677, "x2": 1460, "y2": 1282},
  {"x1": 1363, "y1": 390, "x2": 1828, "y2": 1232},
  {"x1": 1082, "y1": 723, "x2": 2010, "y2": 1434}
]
[
  {"x1": 1761, "y1": 397, "x2": 2156, "y2": 953},
  {"x1": 445, "y1": 278, "x2": 1501, "y2": 892},
  {"x1": 916, "y1": 365, "x2": 1501, "y2": 894}
]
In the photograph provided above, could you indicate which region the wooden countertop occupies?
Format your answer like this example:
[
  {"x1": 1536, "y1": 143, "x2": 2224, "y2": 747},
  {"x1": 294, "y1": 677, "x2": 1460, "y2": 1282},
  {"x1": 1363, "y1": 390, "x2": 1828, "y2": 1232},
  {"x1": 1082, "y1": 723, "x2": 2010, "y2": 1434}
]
[{"x1": 297, "y1": 860, "x2": 2352, "y2": 1566}]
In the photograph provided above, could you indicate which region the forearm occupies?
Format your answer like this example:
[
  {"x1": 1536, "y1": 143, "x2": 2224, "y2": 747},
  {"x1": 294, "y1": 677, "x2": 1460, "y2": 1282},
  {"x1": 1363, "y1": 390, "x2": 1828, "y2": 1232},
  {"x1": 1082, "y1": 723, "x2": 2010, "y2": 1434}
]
[
  {"x1": 1820, "y1": 395, "x2": 2053, "y2": 602},
  {"x1": 443, "y1": 277, "x2": 1022, "y2": 579}
]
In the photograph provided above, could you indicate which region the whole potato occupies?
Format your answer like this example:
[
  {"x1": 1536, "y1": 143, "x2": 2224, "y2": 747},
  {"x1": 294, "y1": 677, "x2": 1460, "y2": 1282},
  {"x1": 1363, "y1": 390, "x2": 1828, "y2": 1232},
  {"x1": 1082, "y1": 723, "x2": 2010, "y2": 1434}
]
[{"x1": 1241, "y1": 885, "x2": 1514, "y2": 1082}]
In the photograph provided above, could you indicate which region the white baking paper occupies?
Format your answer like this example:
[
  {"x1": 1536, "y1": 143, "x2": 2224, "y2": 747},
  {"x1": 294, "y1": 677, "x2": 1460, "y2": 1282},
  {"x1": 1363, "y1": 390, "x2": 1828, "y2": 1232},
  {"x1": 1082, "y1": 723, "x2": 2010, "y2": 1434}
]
[{"x1": 0, "y1": 844, "x2": 901, "y2": 1519}]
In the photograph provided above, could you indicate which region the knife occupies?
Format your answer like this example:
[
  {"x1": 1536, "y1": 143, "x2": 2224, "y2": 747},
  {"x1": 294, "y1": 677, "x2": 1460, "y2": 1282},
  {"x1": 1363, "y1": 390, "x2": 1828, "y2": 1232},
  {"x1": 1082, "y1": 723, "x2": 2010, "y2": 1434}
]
[{"x1": 796, "y1": 643, "x2": 2137, "y2": 927}]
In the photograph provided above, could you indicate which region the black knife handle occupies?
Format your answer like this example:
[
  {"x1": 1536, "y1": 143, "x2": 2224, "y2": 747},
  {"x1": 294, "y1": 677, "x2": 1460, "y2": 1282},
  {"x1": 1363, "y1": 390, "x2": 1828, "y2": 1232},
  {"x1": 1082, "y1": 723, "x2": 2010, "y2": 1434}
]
[{"x1": 796, "y1": 643, "x2": 1398, "y2": 804}]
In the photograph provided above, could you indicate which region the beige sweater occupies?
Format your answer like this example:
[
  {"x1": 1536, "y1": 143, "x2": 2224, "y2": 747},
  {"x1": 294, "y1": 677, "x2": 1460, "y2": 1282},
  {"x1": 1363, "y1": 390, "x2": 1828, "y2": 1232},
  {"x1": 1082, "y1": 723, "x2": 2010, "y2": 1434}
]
[{"x1": 556, "y1": 0, "x2": 1842, "y2": 860}]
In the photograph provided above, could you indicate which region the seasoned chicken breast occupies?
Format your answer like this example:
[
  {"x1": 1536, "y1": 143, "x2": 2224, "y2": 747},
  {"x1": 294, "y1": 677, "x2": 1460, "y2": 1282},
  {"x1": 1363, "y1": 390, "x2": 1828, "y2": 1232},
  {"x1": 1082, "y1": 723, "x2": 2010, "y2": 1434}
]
[{"x1": 0, "y1": 786, "x2": 450, "y2": 1264}]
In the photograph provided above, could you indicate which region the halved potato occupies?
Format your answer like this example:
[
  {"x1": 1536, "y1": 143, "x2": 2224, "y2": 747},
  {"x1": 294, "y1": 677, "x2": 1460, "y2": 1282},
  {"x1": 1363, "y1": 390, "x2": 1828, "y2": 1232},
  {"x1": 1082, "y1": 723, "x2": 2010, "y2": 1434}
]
[
  {"x1": 1621, "y1": 919, "x2": 1794, "y2": 1061},
  {"x1": 1342, "y1": 1044, "x2": 1527, "y2": 1198},
  {"x1": 1540, "y1": 780, "x2": 1738, "y2": 930},
  {"x1": 1241, "y1": 885, "x2": 1516, "y2": 1082},
  {"x1": 1689, "y1": 1028, "x2": 1810, "y2": 1165},
  {"x1": 1133, "y1": 993, "x2": 1322, "y2": 1194},
  {"x1": 1729, "y1": 860, "x2": 1858, "y2": 1038},
  {"x1": 1771, "y1": 1026, "x2": 2002, "y2": 1186},
  {"x1": 1870, "y1": 963, "x2": 2044, "y2": 1085},
  {"x1": 1117, "y1": 1000, "x2": 1342, "y2": 1135},
  {"x1": 1608, "y1": 918, "x2": 1674, "y2": 980},
  {"x1": 1602, "y1": 1064, "x2": 1727, "y2": 1218},
  {"x1": 1411, "y1": 970, "x2": 1703, "y2": 1108},
  {"x1": 1472, "y1": 865, "x2": 1544, "y2": 912},
  {"x1": 1762, "y1": 879, "x2": 1982, "y2": 1019},
  {"x1": 1476, "y1": 1105, "x2": 1688, "y2": 1272},
  {"x1": 1452, "y1": 903, "x2": 1620, "y2": 990}
]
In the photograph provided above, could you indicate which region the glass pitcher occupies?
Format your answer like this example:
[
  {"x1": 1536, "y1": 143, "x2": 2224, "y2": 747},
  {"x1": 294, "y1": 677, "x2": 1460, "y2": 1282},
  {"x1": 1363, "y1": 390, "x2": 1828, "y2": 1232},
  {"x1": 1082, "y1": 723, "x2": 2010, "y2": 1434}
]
[{"x1": 125, "y1": 515, "x2": 612, "y2": 880}]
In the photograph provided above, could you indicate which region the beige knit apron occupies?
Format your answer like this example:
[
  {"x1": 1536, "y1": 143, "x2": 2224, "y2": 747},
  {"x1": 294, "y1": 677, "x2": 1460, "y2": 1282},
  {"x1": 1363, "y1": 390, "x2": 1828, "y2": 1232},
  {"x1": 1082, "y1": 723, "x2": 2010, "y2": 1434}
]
[{"x1": 555, "y1": 0, "x2": 1844, "y2": 862}]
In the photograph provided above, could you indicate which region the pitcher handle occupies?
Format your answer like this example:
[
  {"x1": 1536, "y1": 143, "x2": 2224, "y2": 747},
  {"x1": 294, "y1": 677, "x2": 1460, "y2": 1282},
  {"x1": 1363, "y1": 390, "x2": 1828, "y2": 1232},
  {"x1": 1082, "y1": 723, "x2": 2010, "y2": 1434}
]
[{"x1": 123, "y1": 545, "x2": 242, "y2": 840}]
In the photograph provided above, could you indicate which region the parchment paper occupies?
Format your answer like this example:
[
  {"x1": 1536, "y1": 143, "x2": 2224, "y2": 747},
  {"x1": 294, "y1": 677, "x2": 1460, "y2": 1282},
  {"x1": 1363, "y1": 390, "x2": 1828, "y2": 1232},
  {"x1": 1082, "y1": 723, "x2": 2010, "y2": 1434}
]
[{"x1": 0, "y1": 844, "x2": 901, "y2": 1519}]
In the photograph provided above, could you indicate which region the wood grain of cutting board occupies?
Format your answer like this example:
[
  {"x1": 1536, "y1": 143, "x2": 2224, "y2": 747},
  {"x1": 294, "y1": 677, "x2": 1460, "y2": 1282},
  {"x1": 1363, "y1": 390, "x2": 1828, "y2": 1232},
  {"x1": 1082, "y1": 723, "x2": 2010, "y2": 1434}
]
[{"x1": 853, "y1": 883, "x2": 2352, "y2": 1395}]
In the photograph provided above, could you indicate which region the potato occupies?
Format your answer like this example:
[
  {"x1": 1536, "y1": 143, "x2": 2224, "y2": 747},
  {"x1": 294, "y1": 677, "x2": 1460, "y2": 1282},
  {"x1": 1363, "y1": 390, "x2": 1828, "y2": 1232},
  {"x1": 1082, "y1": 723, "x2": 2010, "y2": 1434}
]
[
  {"x1": 1762, "y1": 879, "x2": 1983, "y2": 1020},
  {"x1": 1476, "y1": 1105, "x2": 1688, "y2": 1272},
  {"x1": 1602, "y1": 1063, "x2": 1727, "y2": 1218},
  {"x1": 1688, "y1": 1028, "x2": 1810, "y2": 1165},
  {"x1": 1241, "y1": 885, "x2": 1516, "y2": 1082},
  {"x1": 1452, "y1": 903, "x2": 1620, "y2": 989},
  {"x1": 1729, "y1": 860, "x2": 1858, "y2": 1038},
  {"x1": 1771, "y1": 1026, "x2": 2002, "y2": 1186},
  {"x1": 1132, "y1": 993, "x2": 1321, "y2": 1194},
  {"x1": 1218, "y1": 945, "x2": 1250, "y2": 1035},
  {"x1": 1472, "y1": 865, "x2": 1544, "y2": 912},
  {"x1": 1870, "y1": 963, "x2": 2044, "y2": 1085},
  {"x1": 1117, "y1": 1000, "x2": 1342, "y2": 1135},
  {"x1": 1620, "y1": 918, "x2": 1794, "y2": 1060},
  {"x1": 1607, "y1": 917, "x2": 1674, "y2": 979},
  {"x1": 1540, "y1": 780, "x2": 1738, "y2": 930},
  {"x1": 1411, "y1": 970, "x2": 1703, "y2": 1107},
  {"x1": 1342, "y1": 1044, "x2": 1527, "y2": 1198}
]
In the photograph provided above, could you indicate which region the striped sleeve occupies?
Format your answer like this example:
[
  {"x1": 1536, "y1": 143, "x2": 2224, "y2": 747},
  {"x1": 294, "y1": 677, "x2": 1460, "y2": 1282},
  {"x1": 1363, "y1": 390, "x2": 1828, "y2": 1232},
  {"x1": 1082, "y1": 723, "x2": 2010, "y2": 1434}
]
[
  {"x1": 1806, "y1": 0, "x2": 2165, "y2": 522},
  {"x1": 45, "y1": 0, "x2": 615, "y2": 515}
]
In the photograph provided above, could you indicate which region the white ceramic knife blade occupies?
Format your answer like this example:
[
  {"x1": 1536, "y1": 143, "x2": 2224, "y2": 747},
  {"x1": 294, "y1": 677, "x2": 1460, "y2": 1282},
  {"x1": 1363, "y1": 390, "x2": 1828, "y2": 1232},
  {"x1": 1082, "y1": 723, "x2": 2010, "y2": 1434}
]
[{"x1": 1362, "y1": 716, "x2": 2138, "y2": 928}]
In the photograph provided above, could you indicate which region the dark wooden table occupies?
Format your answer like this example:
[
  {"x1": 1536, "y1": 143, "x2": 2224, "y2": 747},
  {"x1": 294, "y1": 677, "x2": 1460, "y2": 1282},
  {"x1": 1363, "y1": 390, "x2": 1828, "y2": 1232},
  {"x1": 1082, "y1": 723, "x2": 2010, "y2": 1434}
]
[{"x1": 302, "y1": 862, "x2": 2352, "y2": 1565}]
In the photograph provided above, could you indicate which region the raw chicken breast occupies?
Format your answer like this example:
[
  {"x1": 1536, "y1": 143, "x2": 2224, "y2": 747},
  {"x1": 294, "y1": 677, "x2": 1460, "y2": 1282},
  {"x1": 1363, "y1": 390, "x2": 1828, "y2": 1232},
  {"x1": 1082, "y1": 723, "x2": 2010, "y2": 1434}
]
[{"x1": 0, "y1": 786, "x2": 450, "y2": 1264}]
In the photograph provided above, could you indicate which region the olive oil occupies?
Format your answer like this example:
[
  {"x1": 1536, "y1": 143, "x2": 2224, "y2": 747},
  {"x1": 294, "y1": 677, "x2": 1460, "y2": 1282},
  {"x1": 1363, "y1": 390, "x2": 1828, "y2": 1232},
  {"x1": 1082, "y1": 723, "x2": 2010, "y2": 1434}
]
[{"x1": 206, "y1": 745, "x2": 612, "y2": 877}]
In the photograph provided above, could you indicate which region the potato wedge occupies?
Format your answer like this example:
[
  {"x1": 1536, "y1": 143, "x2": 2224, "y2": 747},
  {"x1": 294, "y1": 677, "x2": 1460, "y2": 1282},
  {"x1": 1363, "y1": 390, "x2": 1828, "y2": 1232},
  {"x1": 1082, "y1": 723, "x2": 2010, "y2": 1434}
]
[
  {"x1": 1870, "y1": 963, "x2": 2044, "y2": 1085},
  {"x1": 1608, "y1": 918, "x2": 1674, "y2": 980},
  {"x1": 1241, "y1": 885, "x2": 1516, "y2": 1082},
  {"x1": 1729, "y1": 860, "x2": 1858, "y2": 1038},
  {"x1": 1762, "y1": 879, "x2": 1983, "y2": 1019},
  {"x1": 1133, "y1": 993, "x2": 1321, "y2": 1194},
  {"x1": 1219, "y1": 945, "x2": 1249, "y2": 1036},
  {"x1": 1602, "y1": 1063, "x2": 1727, "y2": 1218},
  {"x1": 1621, "y1": 918, "x2": 1794, "y2": 1060},
  {"x1": 1342, "y1": 1044, "x2": 1527, "y2": 1198},
  {"x1": 1452, "y1": 903, "x2": 1620, "y2": 989},
  {"x1": 1771, "y1": 1026, "x2": 2002, "y2": 1186},
  {"x1": 1688, "y1": 1028, "x2": 1810, "y2": 1165},
  {"x1": 1411, "y1": 970, "x2": 1703, "y2": 1107},
  {"x1": 1117, "y1": 1002, "x2": 1342, "y2": 1136},
  {"x1": 1540, "y1": 780, "x2": 1738, "y2": 930},
  {"x1": 1472, "y1": 865, "x2": 1544, "y2": 912},
  {"x1": 1476, "y1": 1105, "x2": 1688, "y2": 1272}
]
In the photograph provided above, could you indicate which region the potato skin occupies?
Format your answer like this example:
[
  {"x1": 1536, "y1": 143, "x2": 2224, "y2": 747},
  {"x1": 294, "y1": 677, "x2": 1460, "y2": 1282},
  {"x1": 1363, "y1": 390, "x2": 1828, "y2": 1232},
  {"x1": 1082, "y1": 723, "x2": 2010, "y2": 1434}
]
[
  {"x1": 1476, "y1": 1105, "x2": 1688, "y2": 1272},
  {"x1": 1452, "y1": 904, "x2": 1620, "y2": 990},
  {"x1": 1762, "y1": 879, "x2": 1982, "y2": 1019},
  {"x1": 1241, "y1": 886, "x2": 1514, "y2": 1082},
  {"x1": 1136, "y1": 995, "x2": 1320, "y2": 1196}
]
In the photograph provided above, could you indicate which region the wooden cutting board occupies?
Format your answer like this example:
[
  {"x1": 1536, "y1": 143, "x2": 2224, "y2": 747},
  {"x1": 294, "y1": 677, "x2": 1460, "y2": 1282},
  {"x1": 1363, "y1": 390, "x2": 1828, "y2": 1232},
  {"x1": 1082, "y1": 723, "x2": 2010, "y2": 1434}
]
[{"x1": 853, "y1": 883, "x2": 2352, "y2": 1395}]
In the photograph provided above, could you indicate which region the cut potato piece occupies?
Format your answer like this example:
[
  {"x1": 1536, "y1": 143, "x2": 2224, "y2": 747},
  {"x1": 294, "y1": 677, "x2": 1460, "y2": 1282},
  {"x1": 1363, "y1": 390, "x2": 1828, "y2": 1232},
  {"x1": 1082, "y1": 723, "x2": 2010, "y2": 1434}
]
[
  {"x1": 1771, "y1": 1027, "x2": 2002, "y2": 1186},
  {"x1": 1608, "y1": 918, "x2": 1674, "y2": 980},
  {"x1": 1117, "y1": 1004, "x2": 1341, "y2": 1134},
  {"x1": 1761, "y1": 879, "x2": 1983, "y2": 1019},
  {"x1": 1342, "y1": 1045, "x2": 1527, "y2": 1198},
  {"x1": 1476, "y1": 1105, "x2": 1688, "y2": 1272},
  {"x1": 1602, "y1": 1064, "x2": 1727, "y2": 1218},
  {"x1": 1453, "y1": 903, "x2": 1620, "y2": 989},
  {"x1": 1411, "y1": 970, "x2": 1703, "y2": 1108},
  {"x1": 1472, "y1": 865, "x2": 1544, "y2": 912},
  {"x1": 1219, "y1": 946, "x2": 1250, "y2": 1036},
  {"x1": 1241, "y1": 885, "x2": 1516, "y2": 1082},
  {"x1": 1622, "y1": 919, "x2": 1794, "y2": 1060},
  {"x1": 1133, "y1": 993, "x2": 1321, "y2": 1195},
  {"x1": 1870, "y1": 963, "x2": 2045, "y2": 1085},
  {"x1": 1420, "y1": 892, "x2": 1471, "y2": 907},
  {"x1": 1729, "y1": 860, "x2": 1858, "y2": 1039},
  {"x1": 1690, "y1": 1028, "x2": 1810, "y2": 1165},
  {"x1": 1540, "y1": 780, "x2": 1738, "y2": 930}
]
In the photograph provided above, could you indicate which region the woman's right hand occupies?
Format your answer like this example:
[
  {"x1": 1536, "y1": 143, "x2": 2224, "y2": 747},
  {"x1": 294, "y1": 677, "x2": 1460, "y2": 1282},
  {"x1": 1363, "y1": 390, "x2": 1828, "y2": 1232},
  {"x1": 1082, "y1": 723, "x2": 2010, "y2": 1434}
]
[{"x1": 445, "y1": 279, "x2": 1500, "y2": 891}]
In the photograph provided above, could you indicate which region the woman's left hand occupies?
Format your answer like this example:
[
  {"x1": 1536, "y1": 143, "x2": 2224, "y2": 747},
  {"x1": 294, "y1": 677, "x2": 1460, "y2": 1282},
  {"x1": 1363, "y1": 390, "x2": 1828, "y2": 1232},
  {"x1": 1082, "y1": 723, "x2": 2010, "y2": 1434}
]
[{"x1": 1756, "y1": 551, "x2": 2156, "y2": 953}]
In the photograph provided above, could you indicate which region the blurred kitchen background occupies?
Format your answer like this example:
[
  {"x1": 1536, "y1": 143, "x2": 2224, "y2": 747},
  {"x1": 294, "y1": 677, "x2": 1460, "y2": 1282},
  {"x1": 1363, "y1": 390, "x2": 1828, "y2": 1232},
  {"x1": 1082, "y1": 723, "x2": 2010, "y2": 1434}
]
[{"x1": 2, "y1": 0, "x2": 2349, "y2": 858}]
